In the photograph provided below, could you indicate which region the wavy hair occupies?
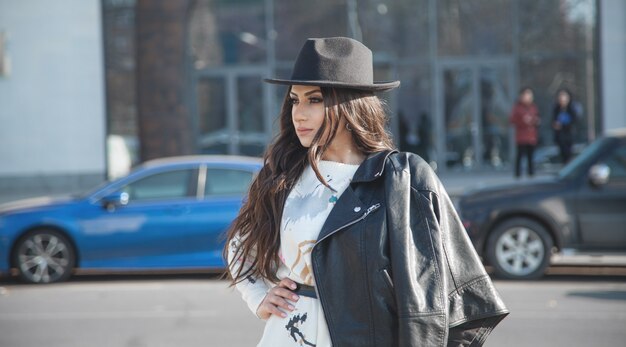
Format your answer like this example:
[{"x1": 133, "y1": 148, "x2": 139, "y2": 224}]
[{"x1": 223, "y1": 87, "x2": 396, "y2": 284}]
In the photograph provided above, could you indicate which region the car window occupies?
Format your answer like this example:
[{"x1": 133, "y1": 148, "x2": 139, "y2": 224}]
[
  {"x1": 122, "y1": 169, "x2": 196, "y2": 202},
  {"x1": 604, "y1": 142, "x2": 626, "y2": 179},
  {"x1": 558, "y1": 137, "x2": 614, "y2": 180},
  {"x1": 205, "y1": 168, "x2": 253, "y2": 197}
]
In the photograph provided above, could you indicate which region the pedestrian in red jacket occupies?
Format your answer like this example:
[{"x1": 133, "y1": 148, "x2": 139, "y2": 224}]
[{"x1": 510, "y1": 87, "x2": 540, "y2": 178}]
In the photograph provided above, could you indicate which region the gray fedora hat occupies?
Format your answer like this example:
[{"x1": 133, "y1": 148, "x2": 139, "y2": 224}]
[{"x1": 264, "y1": 37, "x2": 400, "y2": 92}]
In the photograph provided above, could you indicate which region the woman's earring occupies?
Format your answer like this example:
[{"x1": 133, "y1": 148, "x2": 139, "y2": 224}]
[{"x1": 346, "y1": 123, "x2": 352, "y2": 132}]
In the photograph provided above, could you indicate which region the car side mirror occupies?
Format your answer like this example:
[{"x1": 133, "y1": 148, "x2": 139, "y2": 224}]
[
  {"x1": 101, "y1": 191, "x2": 129, "y2": 210},
  {"x1": 588, "y1": 163, "x2": 610, "y2": 186}
]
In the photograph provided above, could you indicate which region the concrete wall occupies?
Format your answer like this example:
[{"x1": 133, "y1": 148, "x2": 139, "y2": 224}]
[
  {"x1": 0, "y1": 0, "x2": 106, "y2": 201},
  {"x1": 600, "y1": 0, "x2": 626, "y2": 131}
]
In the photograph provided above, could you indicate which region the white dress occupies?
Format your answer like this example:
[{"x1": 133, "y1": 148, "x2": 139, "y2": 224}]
[{"x1": 228, "y1": 160, "x2": 360, "y2": 347}]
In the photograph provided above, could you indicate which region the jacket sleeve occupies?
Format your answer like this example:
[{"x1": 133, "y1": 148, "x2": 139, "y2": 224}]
[
  {"x1": 227, "y1": 234, "x2": 270, "y2": 319},
  {"x1": 406, "y1": 154, "x2": 509, "y2": 346},
  {"x1": 419, "y1": 173, "x2": 508, "y2": 346}
]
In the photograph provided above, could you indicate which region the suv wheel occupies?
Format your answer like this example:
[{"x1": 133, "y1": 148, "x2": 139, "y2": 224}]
[{"x1": 486, "y1": 217, "x2": 553, "y2": 280}]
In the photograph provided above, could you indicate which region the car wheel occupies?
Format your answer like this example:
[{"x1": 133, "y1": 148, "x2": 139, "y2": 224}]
[
  {"x1": 13, "y1": 229, "x2": 76, "y2": 284},
  {"x1": 486, "y1": 217, "x2": 553, "y2": 280}
]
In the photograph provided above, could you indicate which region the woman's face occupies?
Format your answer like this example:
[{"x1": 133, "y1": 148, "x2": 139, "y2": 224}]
[
  {"x1": 558, "y1": 91, "x2": 570, "y2": 107},
  {"x1": 520, "y1": 90, "x2": 533, "y2": 104},
  {"x1": 290, "y1": 85, "x2": 327, "y2": 148}
]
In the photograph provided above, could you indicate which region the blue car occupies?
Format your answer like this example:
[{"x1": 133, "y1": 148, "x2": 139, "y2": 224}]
[{"x1": 0, "y1": 155, "x2": 262, "y2": 284}]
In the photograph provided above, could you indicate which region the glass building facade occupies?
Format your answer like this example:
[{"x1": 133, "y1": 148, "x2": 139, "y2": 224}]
[{"x1": 104, "y1": 0, "x2": 598, "y2": 172}]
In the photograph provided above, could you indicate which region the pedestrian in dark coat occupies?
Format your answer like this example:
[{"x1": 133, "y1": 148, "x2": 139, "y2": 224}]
[{"x1": 552, "y1": 89, "x2": 579, "y2": 164}]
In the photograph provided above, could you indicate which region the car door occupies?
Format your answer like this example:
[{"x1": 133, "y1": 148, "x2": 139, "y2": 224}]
[
  {"x1": 181, "y1": 165, "x2": 255, "y2": 268},
  {"x1": 575, "y1": 139, "x2": 626, "y2": 250},
  {"x1": 77, "y1": 166, "x2": 199, "y2": 269}
]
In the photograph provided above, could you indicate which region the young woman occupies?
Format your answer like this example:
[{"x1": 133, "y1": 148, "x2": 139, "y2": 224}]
[
  {"x1": 552, "y1": 89, "x2": 579, "y2": 164},
  {"x1": 224, "y1": 37, "x2": 508, "y2": 347},
  {"x1": 510, "y1": 87, "x2": 540, "y2": 178}
]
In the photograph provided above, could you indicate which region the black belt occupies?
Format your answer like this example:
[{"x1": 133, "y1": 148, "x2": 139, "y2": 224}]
[{"x1": 293, "y1": 282, "x2": 317, "y2": 299}]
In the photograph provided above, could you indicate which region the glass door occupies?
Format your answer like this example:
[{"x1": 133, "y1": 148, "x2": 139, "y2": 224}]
[
  {"x1": 479, "y1": 66, "x2": 512, "y2": 169},
  {"x1": 236, "y1": 75, "x2": 269, "y2": 156},
  {"x1": 442, "y1": 67, "x2": 476, "y2": 169},
  {"x1": 439, "y1": 60, "x2": 513, "y2": 170},
  {"x1": 195, "y1": 69, "x2": 269, "y2": 156}
]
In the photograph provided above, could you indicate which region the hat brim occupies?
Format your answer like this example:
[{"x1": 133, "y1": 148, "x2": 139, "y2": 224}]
[{"x1": 264, "y1": 78, "x2": 400, "y2": 92}]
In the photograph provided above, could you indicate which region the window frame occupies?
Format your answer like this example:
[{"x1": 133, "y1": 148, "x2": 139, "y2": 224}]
[
  {"x1": 201, "y1": 165, "x2": 255, "y2": 199},
  {"x1": 119, "y1": 167, "x2": 200, "y2": 204}
]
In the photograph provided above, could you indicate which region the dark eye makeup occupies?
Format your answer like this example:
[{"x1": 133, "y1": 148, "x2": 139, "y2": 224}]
[{"x1": 289, "y1": 94, "x2": 323, "y2": 104}]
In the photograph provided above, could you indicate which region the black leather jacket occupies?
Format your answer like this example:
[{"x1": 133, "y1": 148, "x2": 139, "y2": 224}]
[{"x1": 310, "y1": 150, "x2": 509, "y2": 346}]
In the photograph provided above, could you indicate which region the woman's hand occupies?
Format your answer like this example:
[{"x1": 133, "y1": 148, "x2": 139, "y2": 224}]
[{"x1": 256, "y1": 278, "x2": 300, "y2": 320}]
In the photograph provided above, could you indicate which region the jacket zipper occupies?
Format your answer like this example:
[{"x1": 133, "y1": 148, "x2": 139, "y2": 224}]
[
  {"x1": 310, "y1": 150, "x2": 394, "y2": 344},
  {"x1": 382, "y1": 268, "x2": 394, "y2": 289},
  {"x1": 310, "y1": 202, "x2": 382, "y2": 342},
  {"x1": 313, "y1": 202, "x2": 381, "y2": 247}
]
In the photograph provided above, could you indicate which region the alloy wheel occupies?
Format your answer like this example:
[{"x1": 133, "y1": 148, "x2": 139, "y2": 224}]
[
  {"x1": 16, "y1": 231, "x2": 74, "y2": 283},
  {"x1": 495, "y1": 226, "x2": 545, "y2": 277}
]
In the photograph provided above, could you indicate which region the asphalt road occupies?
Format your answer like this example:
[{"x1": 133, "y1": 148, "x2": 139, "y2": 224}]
[{"x1": 0, "y1": 269, "x2": 624, "y2": 347}]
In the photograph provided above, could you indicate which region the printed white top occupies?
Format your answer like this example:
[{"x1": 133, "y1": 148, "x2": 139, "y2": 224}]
[{"x1": 229, "y1": 160, "x2": 360, "y2": 347}]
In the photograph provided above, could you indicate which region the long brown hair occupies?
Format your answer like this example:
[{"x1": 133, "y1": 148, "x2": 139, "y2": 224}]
[{"x1": 223, "y1": 86, "x2": 395, "y2": 284}]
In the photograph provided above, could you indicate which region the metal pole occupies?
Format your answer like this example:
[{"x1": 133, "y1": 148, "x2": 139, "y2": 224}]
[
  {"x1": 265, "y1": 0, "x2": 277, "y2": 140},
  {"x1": 346, "y1": 0, "x2": 363, "y2": 41},
  {"x1": 429, "y1": 0, "x2": 444, "y2": 172}
]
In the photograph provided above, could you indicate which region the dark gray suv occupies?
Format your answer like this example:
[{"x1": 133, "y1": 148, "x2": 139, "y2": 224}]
[{"x1": 458, "y1": 129, "x2": 626, "y2": 279}]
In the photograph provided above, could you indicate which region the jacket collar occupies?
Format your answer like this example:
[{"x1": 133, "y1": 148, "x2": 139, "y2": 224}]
[
  {"x1": 351, "y1": 149, "x2": 398, "y2": 183},
  {"x1": 314, "y1": 149, "x2": 398, "y2": 244}
]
